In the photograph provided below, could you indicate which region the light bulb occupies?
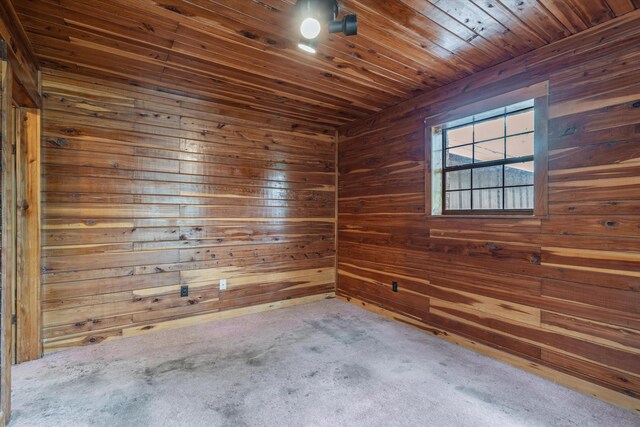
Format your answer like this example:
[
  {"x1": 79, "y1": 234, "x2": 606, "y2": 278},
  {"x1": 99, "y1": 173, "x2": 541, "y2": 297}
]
[
  {"x1": 298, "y1": 42, "x2": 316, "y2": 54},
  {"x1": 300, "y1": 17, "x2": 321, "y2": 39}
]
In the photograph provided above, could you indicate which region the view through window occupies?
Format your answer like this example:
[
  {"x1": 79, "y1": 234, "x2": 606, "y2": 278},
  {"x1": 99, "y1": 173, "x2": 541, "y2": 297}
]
[{"x1": 441, "y1": 100, "x2": 535, "y2": 213}]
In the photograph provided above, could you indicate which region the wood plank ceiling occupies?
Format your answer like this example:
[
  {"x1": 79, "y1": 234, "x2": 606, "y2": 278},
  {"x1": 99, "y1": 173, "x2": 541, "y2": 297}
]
[{"x1": 16, "y1": 0, "x2": 640, "y2": 129}]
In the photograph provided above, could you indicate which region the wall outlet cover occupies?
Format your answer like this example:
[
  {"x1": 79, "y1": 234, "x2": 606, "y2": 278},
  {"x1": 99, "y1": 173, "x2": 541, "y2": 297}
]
[{"x1": 220, "y1": 279, "x2": 227, "y2": 290}]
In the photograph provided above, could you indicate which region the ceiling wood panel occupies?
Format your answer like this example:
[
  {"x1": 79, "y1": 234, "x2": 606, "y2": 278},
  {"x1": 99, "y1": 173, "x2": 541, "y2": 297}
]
[{"x1": 16, "y1": 0, "x2": 640, "y2": 127}]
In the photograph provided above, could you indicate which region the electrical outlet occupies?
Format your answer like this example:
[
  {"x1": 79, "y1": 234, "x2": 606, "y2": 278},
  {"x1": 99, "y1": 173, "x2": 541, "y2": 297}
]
[
  {"x1": 219, "y1": 279, "x2": 227, "y2": 290},
  {"x1": 180, "y1": 285, "x2": 189, "y2": 297},
  {"x1": 392, "y1": 281, "x2": 398, "y2": 292}
]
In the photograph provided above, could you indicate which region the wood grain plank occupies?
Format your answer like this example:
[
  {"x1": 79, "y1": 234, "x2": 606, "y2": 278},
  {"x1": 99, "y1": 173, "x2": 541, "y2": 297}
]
[{"x1": 337, "y1": 12, "x2": 640, "y2": 409}]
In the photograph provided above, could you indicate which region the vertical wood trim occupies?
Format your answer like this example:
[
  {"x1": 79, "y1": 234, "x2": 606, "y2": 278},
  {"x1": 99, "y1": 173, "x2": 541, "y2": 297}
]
[
  {"x1": 334, "y1": 130, "x2": 339, "y2": 290},
  {"x1": 533, "y1": 94, "x2": 549, "y2": 217},
  {"x1": 15, "y1": 108, "x2": 41, "y2": 362},
  {"x1": 424, "y1": 124, "x2": 432, "y2": 216},
  {"x1": 0, "y1": 58, "x2": 14, "y2": 424},
  {"x1": 0, "y1": 56, "x2": 4, "y2": 427},
  {"x1": 9, "y1": 108, "x2": 16, "y2": 366}
]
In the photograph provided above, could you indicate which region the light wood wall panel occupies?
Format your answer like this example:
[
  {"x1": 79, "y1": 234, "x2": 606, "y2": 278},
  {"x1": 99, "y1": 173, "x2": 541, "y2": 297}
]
[
  {"x1": 16, "y1": 108, "x2": 42, "y2": 363},
  {"x1": 40, "y1": 70, "x2": 336, "y2": 352},
  {"x1": 1, "y1": 2, "x2": 41, "y2": 421},
  {"x1": 0, "y1": 58, "x2": 16, "y2": 426},
  {"x1": 337, "y1": 11, "x2": 640, "y2": 412}
]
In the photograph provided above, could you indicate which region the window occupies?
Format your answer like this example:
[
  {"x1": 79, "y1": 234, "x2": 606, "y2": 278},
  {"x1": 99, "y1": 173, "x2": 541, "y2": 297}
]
[
  {"x1": 428, "y1": 84, "x2": 548, "y2": 216},
  {"x1": 443, "y1": 100, "x2": 534, "y2": 212}
]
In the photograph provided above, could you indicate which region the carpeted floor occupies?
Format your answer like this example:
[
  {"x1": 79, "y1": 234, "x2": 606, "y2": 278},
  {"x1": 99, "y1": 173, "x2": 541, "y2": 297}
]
[{"x1": 9, "y1": 298, "x2": 639, "y2": 426}]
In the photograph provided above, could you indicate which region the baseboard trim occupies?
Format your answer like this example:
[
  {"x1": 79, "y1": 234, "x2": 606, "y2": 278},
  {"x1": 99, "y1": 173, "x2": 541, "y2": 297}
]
[
  {"x1": 338, "y1": 294, "x2": 640, "y2": 414},
  {"x1": 123, "y1": 292, "x2": 337, "y2": 338},
  {"x1": 44, "y1": 292, "x2": 336, "y2": 354}
]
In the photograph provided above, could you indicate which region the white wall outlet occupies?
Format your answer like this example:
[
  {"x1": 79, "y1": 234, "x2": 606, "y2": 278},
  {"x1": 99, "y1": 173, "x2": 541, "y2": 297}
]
[{"x1": 219, "y1": 279, "x2": 227, "y2": 290}]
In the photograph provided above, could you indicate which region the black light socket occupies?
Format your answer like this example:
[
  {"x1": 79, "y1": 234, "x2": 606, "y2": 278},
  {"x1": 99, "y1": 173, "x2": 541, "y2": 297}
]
[
  {"x1": 180, "y1": 285, "x2": 189, "y2": 297},
  {"x1": 328, "y1": 14, "x2": 357, "y2": 36},
  {"x1": 392, "y1": 281, "x2": 398, "y2": 292}
]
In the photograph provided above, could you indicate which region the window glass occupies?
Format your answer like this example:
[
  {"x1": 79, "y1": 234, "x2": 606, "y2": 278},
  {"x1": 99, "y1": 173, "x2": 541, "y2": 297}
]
[
  {"x1": 474, "y1": 139, "x2": 504, "y2": 163},
  {"x1": 474, "y1": 117, "x2": 504, "y2": 141},
  {"x1": 505, "y1": 162, "x2": 534, "y2": 186},
  {"x1": 446, "y1": 125, "x2": 473, "y2": 147},
  {"x1": 472, "y1": 189, "x2": 503, "y2": 210},
  {"x1": 446, "y1": 190, "x2": 471, "y2": 211},
  {"x1": 506, "y1": 134, "x2": 534, "y2": 158},
  {"x1": 440, "y1": 101, "x2": 535, "y2": 213},
  {"x1": 505, "y1": 186, "x2": 534, "y2": 210},
  {"x1": 446, "y1": 146, "x2": 472, "y2": 166},
  {"x1": 506, "y1": 110, "x2": 534, "y2": 135},
  {"x1": 472, "y1": 165, "x2": 503, "y2": 189},
  {"x1": 445, "y1": 169, "x2": 471, "y2": 190}
]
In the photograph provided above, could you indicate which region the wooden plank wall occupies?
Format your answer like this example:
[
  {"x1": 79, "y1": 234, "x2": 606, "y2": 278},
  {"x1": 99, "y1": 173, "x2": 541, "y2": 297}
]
[
  {"x1": 40, "y1": 70, "x2": 336, "y2": 352},
  {"x1": 0, "y1": 58, "x2": 16, "y2": 426},
  {"x1": 0, "y1": 1, "x2": 40, "y2": 107},
  {"x1": 16, "y1": 108, "x2": 42, "y2": 362},
  {"x1": 337, "y1": 11, "x2": 640, "y2": 412},
  {"x1": 1, "y1": 1, "x2": 40, "y2": 418}
]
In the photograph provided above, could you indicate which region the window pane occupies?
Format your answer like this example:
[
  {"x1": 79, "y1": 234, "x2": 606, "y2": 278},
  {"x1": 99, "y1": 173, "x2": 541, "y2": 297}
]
[
  {"x1": 505, "y1": 161, "x2": 534, "y2": 186},
  {"x1": 472, "y1": 188, "x2": 503, "y2": 210},
  {"x1": 472, "y1": 165, "x2": 503, "y2": 189},
  {"x1": 435, "y1": 99, "x2": 536, "y2": 214},
  {"x1": 474, "y1": 138, "x2": 504, "y2": 163},
  {"x1": 446, "y1": 169, "x2": 471, "y2": 190},
  {"x1": 506, "y1": 110, "x2": 534, "y2": 135},
  {"x1": 446, "y1": 146, "x2": 472, "y2": 166},
  {"x1": 506, "y1": 134, "x2": 534, "y2": 158},
  {"x1": 474, "y1": 117, "x2": 504, "y2": 141},
  {"x1": 446, "y1": 125, "x2": 473, "y2": 147},
  {"x1": 505, "y1": 186, "x2": 534, "y2": 209},
  {"x1": 446, "y1": 190, "x2": 471, "y2": 211}
]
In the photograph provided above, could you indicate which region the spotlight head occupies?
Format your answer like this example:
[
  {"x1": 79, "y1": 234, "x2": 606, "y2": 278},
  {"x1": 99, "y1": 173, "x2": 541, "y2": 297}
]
[
  {"x1": 298, "y1": 38, "x2": 318, "y2": 54},
  {"x1": 295, "y1": 0, "x2": 357, "y2": 44},
  {"x1": 300, "y1": 17, "x2": 322, "y2": 39},
  {"x1": 328, "y1": 13, "x2": 357, "y2": 36},
  {"x1": 296, "y1": 0, "x2": 337, "y2": 35}
]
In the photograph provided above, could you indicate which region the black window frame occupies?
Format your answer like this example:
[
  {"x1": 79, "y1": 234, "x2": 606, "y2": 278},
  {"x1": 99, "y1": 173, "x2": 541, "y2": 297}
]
[{"x1": 441, "y1": 105, "x2": 535, "y2": 215}]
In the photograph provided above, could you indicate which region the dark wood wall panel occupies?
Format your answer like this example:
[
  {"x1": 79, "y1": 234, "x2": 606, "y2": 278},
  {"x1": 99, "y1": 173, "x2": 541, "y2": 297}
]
[
  {"x1": 337, "y1": 11, "x2": 640, "y2": 412},
  {"x1": 40, "y1": 70, "x2": 336, "y2": 352}
]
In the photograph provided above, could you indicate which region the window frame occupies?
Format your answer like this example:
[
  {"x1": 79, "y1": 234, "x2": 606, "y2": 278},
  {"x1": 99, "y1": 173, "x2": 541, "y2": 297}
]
[
  {"x1": 441, "y1": 104, "x2": 535, "y2": 215},
  {"x1": 425, "y1": 82, "x2": 549, "y2": 218}
]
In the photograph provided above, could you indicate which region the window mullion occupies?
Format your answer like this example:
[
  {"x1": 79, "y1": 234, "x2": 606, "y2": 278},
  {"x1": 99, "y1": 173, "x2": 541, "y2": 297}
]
[
  {"x1": 503, "y1": 115, "x2": 507, "y2": 210},
  {"x1": 471, "y1": 122, "x2": 475, "y2": 209},
  {"x1": 443, "y1": 155, "x2": 533, "y2": 173}
]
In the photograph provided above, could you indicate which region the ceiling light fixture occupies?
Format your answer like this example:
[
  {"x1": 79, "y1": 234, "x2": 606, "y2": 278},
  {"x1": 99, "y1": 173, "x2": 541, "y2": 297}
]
[
  {"x1": 295, "y1": 0, "x2": 357, "y2": 52},
  {"x1": 300, "y1": 17, "x2": 322, "y2": 39},
  {"x1": 298, "y1": 38, "x2": 318, "y2": 54}
]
